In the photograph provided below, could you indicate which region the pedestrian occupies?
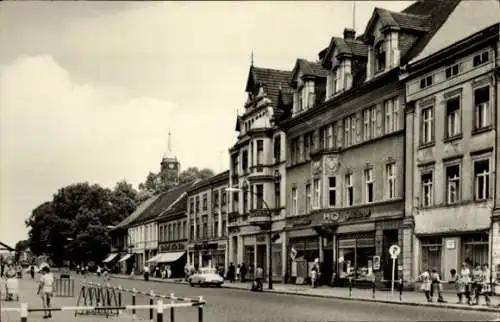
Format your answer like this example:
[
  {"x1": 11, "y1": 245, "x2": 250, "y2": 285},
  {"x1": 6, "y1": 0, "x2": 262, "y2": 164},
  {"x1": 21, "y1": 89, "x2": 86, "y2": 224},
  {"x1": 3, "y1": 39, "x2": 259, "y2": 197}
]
[
  {"x1": 255, "y1": 266, "x2": 264, "y2": 291},
  {"x1": 30, "y1": 265, "x2": 35, "y2": 279},
  {"x1": 37, "y1": 265, "x2": 54, "y2": 319},
  {"x1": 236, "y1": 264, "x2": 241, "y2": 282},
  {"x1": 228, "y1": 263, "x2": 235, "y2": 283},
  {"x1": 430, "y1": 268, "x2": 446, "y2": 303},
  {"x1": 480, "y1": 263, "x2": 492, "y2": 306},
  {"x1": 144, "y1": 265, "x2": 150, "y2": 281},
  {"x1": 311, "y1": 266, "x2": 318, "y2": 288},
  {"x1": 167, "y1": 266, "x2": 172, "y2": 279},
  {"x1": 240, "y1": 263, "x2": 247, "y2": 282},
  {"x1": 418, "y1": 268, "x2": 432, "y2": 302},
  {"x1": 471, "y1": 263, "x2": 482, "y2": 305},
  {"x1": 96, "y1": 265, "x2": 101, "y2": 277},
  {"x1": 459, "y1": 262, "x2": 472, "y2": 305},
  {"x1": 130, "y1": 265, "x2": 135, "y2": 279}
]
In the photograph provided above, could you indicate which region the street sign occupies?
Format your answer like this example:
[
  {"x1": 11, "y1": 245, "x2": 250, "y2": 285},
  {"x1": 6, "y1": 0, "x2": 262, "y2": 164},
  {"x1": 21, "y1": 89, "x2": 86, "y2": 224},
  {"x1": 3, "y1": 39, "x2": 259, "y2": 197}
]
[{"x1": 389, "y1": 245, "x2": 400, "y2": 257}]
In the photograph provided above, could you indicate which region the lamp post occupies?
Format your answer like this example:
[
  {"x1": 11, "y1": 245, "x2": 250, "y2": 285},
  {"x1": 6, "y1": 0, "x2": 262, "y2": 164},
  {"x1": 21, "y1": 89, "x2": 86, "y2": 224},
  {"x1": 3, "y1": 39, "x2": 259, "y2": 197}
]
[{"x1": 226, "y1": 172, "x2": 281, "y2": 290}]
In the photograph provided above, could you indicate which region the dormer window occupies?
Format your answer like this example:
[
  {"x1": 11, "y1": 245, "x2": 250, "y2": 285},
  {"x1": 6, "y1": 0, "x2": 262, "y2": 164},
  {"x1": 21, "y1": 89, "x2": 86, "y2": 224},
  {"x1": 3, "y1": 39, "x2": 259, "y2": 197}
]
[
  {"x1": 375, "y1": 41, "x2": 386, "y2": 73},
  {"x1": 297, "y1": 89, "x2": 303, "y2": 112}
]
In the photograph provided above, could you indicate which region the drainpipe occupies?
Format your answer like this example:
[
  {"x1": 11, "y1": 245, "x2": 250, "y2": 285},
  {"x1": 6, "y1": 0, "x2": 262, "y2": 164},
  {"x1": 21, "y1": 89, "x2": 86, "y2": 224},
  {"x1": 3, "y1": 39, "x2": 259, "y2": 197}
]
[{"x1": 490, "y1": 36, "x2": 498, "y2": 287}]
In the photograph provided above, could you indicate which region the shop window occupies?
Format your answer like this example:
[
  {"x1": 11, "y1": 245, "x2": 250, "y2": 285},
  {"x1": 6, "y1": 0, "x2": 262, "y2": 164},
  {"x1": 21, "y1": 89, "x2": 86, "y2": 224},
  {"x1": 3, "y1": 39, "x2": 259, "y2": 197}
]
[
  {"x1": 421, "y1": 172, "x2": 433, "y2": 207},
  {"x1": 421, "y1": 238, "x2": 442, "y2": 276},
  {"x1": 474, "y1": 159, "x2": 490, "y2": 200},
  {"x1": 337, "y1": 238, "x2": 375, "y2": 280},
  {"x1": 305, "y1": 184, "x2": 311, "y2": 213},
  {"x1": 474, "y1": 86, "x2": 490, "y2": 130},
  {"x1": 364, "y1": 169, "x2": 374, "y2": 203},
  {"x1": 445, "y1": 96, "x2": 461, "y2": 138},
  {"x1": 345, "y1": 174, "x2": 354, "y2": 206},
  {"x1": 328, "y1": 177, "x2": 336, "y2": 207},
  {"x1": 462, "y1": 235, "x2": 488, "y2": 266},
  {"x1": 446, "y1": 164, "x2": 461, "y2": 204}
]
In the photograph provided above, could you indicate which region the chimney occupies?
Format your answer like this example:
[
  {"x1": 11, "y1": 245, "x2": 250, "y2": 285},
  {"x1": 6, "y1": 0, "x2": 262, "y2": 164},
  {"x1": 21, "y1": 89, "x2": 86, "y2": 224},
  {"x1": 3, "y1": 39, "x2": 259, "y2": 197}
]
[{"x1": 343, "y1": 28, "x2": 356, "y2": 40}]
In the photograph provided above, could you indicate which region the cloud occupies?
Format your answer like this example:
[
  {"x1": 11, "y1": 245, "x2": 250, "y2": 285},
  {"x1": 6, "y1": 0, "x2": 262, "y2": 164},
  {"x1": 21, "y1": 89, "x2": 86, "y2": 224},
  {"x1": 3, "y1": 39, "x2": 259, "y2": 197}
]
[{"x1": 0, "y1": 55, "x2": 234, "y2": 246}]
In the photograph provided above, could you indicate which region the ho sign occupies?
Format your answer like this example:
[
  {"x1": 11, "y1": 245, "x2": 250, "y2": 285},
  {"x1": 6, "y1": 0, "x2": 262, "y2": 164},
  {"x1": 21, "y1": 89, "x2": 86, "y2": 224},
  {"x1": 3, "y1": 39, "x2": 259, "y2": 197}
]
[{"x1": 389, "y1": 245, "x2": 401, "y2": 258}]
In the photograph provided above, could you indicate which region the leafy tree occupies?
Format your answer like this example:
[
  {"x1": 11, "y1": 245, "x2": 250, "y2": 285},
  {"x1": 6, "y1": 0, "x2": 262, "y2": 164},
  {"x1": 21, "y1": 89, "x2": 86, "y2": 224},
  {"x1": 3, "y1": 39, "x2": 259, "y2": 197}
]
[
  {"x1": 25, "y1": 181, "x2": 139, "y2": 266},
  {"x1": 138, "y1": 167, "x2": 215, "y2": 196},
  {"x1": 14, "y1": 239, "x2": 30, "y2": 262}
]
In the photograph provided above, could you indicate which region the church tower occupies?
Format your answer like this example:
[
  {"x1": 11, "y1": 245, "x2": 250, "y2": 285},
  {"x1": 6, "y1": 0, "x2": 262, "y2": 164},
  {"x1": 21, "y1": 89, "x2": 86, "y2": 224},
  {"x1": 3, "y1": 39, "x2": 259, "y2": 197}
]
[{"x1": 160, "y1": 131, "x2": 180, "y2": 186}]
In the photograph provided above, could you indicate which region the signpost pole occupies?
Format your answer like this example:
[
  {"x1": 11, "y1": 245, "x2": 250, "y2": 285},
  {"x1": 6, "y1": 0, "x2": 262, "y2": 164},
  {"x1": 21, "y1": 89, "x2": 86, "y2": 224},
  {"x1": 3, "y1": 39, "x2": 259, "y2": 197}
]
[
  {"x1": 388, "y1": 245, "x2": 400, "y2": 297},
  {"x1": 391, "y1": 256, "x2": 396, "y2": 296}
]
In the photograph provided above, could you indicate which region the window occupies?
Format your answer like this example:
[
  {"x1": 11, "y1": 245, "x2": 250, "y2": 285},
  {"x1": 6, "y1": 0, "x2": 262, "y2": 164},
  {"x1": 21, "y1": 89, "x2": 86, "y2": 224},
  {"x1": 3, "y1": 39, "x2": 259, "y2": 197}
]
[
  {"x1": 344, "y1": 117, "x2": 351, "y2": 147},
  {"x1": 232, "y1": 191, "x2": 239, "y2": 212},
  {"x1": 474, "y1": 159, "x2": 490, "y2": 200},
  {"x1": 421, "y1": 172, "x2": 433, "y2": 207},
  {"x1": 351, "y1": 116, "x2": 357, "y2": 145},
  {"x1": 213, "y1": 191, "x2": 219, "y2": 208},
  {"x1": 363, "y1": 107, "x2": 376, "y2": 140},
  {"x1": 345, "y1": 174, "x2": 354, "y2": 206},
  {"x1": 304, "y1": 132, "x2": 313, "y2": 161},
  {"x1": 243, "y1": 187, "x2": 248, "y2": 213},
  {"x1": 256, "y1": 140, "x2": 264, "y2": 171},
  {"x1": 327, "y1": 124, "x2": 334, "y2": 149},
  {"x1": 328, "y1": 177, "x2": 336, "y2": 207},
  {"x1": 203, "y1": 221, "x2": 208, "y2": 238},
  {"x1": 330, "y1": 70, "x2": 337, "y2": 96},
  {"x1": 222, "y1": 191, "x2": 227, "y2": 205},
  {"x1": 291, "y1": 138, "x2": 298, "y2": 164},
  {"x1": 445, "y1": 97, "x2": 461, "y2": 138},
  {"x1": 275, "y1": 181, "x2": 280, "y2": 209},
  {"x1": 473, "y1": 51, "x2": 489, "y2": 67},
  {"x1": 365, "y1": 169, "x2": 374, "y2": 203},
  {"x1": 297, "y1": 90, "x2": 303, "y2": 112},
  {"x1": 256, "y1": 184, "x2": 264, "y2": 209},
  {"x1": 273, "y1": 135, "x2": 281, "y2": 162},
  {"x1": 203, "y1": 194, "x2": 208, "y2": 210},
  {"x1": 319, "y1": 126, "x2": 325, "y2": 150},
  {"x1": 291, "y1": 188, "x2": 298, "y2": 215},
  {"x1": 421, "y1": 107, "x2": 434, "y2": 144},
  {"x1": 419, "y1": 75, "x2": 433, "y2": 89},
  {"x1": 196, "y1": 222, "x2": 200, "y2": 238},
  {"x1": 445, "y1": 64, "x2": 459, "y2": 79},
  {"x1": 195, "y1": 197, "x2": 200, "y2": 212},
  {"x1": 189, "y1": 199, "x2": 194, "y2": 214},
  {"x1": 385, "y1": 97, "x2": 400, "y2": 133},
  {"x1": 386, "y1": 163, "x2": 396, "y2": 200},
  {"x1": 299, "y1": 137, "x2": 304, "y2": 162},
  {"x1": 190, "y1": 223, "x2": 194, "y2": 240},
  {"x1": 213, "y1": 219, "x2": 218, "y2": 237},
  {"x1": 241, "y1": 150, "x2": 249, "y2": 172},
  {"x1": 474, "y1": 86, "x2": 490, "y2": 130},
  {"x1": 313, "y1": 179, "x2": 321, "y2": 209},
  {"x1": 305, "y1": 184, "x2": 311, "y2": 213},
  {"x1": 375, "y1": 42, "x2": 386, "y2": 73},
  {"x1": 446, "y1": 164, "x2": 461, "y2": 204},
  {"x1": 421, "y1": 238, "x2": 442, "y2": 278},
  {"x1": 177, "y1": 223, "x2": 181, "y2": 240},
  {"x1": 231, "y1": 154, "x2": 239, "y2": 175},
  {"x1": 221, "y1": 220, "x2": 226, "y2": 237}
]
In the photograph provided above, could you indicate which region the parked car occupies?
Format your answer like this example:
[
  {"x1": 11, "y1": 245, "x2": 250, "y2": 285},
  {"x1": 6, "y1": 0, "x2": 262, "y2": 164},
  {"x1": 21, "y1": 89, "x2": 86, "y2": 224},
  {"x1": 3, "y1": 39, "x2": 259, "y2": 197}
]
[{"x1": 188, "y1": 267, "x2": 224, "y2": 287}]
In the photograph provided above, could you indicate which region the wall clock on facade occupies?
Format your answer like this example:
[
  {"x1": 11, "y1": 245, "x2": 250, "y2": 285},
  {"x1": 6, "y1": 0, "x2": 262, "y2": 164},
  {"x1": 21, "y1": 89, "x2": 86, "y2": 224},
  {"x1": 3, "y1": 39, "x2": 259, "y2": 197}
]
[{"x1": 168, "y1": 163, "x2": 175, "y2": 169}]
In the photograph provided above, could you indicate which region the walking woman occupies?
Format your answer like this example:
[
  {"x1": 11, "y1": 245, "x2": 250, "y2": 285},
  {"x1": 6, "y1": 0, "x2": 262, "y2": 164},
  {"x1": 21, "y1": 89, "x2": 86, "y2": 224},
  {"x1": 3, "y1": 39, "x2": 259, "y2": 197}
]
[
  {"x1": 419, "y1": 268, "x2": 432, "y2": 302},
  {"x1": 471, "y1": 263, "x2": 482, "y2": 305},
  {"x1": 459, "y1": 262, "x2": 472, "y2": 305},
  {"x1": 37, "y1": 265, "x2": 54, "y2": 319}
]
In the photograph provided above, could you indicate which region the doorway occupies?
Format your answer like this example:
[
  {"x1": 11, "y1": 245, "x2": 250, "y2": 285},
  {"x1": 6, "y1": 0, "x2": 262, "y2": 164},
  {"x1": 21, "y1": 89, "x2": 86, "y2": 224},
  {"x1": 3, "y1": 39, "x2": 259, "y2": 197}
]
[{"x1": 257, "y1": 244, "x2": 267, "y2": 277}]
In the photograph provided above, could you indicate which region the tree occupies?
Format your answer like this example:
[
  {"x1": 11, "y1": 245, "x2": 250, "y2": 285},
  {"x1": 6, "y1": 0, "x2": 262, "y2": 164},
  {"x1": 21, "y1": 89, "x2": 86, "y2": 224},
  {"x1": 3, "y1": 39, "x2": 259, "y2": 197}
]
[
  {"x1": 179, "y1": 167, "x2": 214, "y2": 184},
  {"x1": 138, "y1": 167, "x2": 215, "y2": 196},
  {"x1": 25, "y1": 181, "x2": 139, "y2": 266},
  {"x1": 14, "y1": 239, "x2": 30, "y2": 262}
]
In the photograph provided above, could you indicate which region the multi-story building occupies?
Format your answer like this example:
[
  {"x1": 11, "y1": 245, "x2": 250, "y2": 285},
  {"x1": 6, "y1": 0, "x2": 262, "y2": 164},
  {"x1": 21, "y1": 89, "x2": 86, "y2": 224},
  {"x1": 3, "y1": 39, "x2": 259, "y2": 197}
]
[
  {"x1": 186, "y1": 171, "x2": 229, "y2": 271},
  {"x1": 403, "y1": 20, "x2": 500, "y2": 282},
  {"x1": 278, "y1": 0, "x2": 468, "y2": 285},
  {"x1": 228, "y1": 65, "x2": 290, "y2": 282}
]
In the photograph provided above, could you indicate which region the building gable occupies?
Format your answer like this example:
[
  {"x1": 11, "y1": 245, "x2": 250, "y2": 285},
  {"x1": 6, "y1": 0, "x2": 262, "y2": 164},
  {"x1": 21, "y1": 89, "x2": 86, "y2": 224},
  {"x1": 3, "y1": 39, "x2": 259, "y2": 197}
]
[{"x1": 409, "y1": 0, "x2": 500, "y2": 64}]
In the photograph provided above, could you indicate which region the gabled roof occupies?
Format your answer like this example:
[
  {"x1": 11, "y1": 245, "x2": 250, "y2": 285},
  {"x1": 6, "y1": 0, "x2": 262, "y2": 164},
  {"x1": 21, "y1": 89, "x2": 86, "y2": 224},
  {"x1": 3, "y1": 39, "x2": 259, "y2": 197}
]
[
  {"x1": 157, "y1": 194, "x2": 188, "y2": 221},
  {"x1": 364, "y1": 7, "x2": 432, "y2": 36},
  {"x1": 290, "y1": 59, "x2": 329, "y2": 85},
  {"x1": 114, "y1": 194, "x2": 161, "y2": 229},
  {"x1": 131, "y1": 180, "x2": 199, "y2": 225},
  {"x1": 187, "y1": 170, "x2": 229, "y2": 194},
  {"x1": 245, "y1": 66, "x2": 292, "y2": 106},
  {"x1": 320, "y1": 37, "x2": 368, "y2": 68}
]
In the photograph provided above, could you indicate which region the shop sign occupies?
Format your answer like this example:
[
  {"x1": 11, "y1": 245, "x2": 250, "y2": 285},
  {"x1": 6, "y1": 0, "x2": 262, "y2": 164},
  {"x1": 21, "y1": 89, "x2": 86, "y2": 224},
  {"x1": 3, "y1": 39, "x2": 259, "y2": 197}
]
[
  {"x1": 446, "y1": 240, "x2": 456, "y2": 249},
  {"x1": 315, "y1": 208, "x2": 371, "y2": 225},
  {"x1": 193, "y1": 243, "x2": 218, "y2": 251},
  {"x1": 286, "y1": 218, "x2": 312, "y2": 228}
]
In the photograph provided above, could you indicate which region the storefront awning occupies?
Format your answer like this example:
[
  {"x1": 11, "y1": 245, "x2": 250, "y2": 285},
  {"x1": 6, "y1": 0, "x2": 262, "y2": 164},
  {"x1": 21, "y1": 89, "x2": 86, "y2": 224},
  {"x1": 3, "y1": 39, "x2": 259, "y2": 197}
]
[
  {"x1": 146, "y1": 254, "x2": 163, "y2": 263},
  {"x1": 102, "y1": 253, "x2": 119, "y2": 263},
  {"x1": 153, "y1": 251, "x2": 185, "y2": 264},
  {"x1": 118, "y1": 254, "x2": 132, "y2": 262}
]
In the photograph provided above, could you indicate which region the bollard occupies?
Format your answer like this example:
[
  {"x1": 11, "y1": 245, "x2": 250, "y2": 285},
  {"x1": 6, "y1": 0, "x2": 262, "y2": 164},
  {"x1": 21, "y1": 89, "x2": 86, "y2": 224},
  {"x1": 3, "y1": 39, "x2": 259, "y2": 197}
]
[
  {"x1": 372, "y1": 280, "x2": 376, "y2": 299},
  {"x1": 198, "y1": 296, "x2": 204, "y2": 322},
  {"x1": 156, "y1": 300, "x2": 164, "y2": 322},
  {"x1": 150, "y1": 290, "x2": 155, "y2": 322},
  {"x1": 348, "y1": 278, "x2": 352, "y2": 297},
  {"x1": 20, "y1": 303, "x2": 28, "y2": 322},
  {"x1": 170, "y1": 293, "x2": 175, "y2": 322},
  {"x1": 132, "y1": 288, "x2": 137, "y2": 320},
  {"x1": 399, "y1": 278, "x2": 403, "y2": 302}
]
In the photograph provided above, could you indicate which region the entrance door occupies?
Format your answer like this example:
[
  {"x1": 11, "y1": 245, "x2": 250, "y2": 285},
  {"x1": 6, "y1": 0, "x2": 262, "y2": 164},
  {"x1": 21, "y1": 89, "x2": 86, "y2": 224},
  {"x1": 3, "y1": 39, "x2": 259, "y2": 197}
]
[
  {"x1": 323, "y1": 237, "x2": 333, "y2": 285},
  {"x1": 383, "y1": 230, "x2": 399, "y2": 281},
  {"x1": 257, "y1": 244, "x2": 267, "y2": 277}
]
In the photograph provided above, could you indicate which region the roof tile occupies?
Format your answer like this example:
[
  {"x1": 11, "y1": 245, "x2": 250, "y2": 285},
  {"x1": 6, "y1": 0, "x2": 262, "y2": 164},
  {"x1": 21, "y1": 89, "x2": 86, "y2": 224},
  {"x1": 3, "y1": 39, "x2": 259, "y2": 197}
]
[{"x1": 250, "y1": 66, "x2": 292, "y2": 106}]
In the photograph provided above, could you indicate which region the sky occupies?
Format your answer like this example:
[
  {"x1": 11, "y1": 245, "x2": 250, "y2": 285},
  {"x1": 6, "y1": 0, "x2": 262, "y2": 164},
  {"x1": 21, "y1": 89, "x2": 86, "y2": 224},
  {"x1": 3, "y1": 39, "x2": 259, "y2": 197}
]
[{"x1": 0, "y1": 1, "x2": 411, "y2": 247}]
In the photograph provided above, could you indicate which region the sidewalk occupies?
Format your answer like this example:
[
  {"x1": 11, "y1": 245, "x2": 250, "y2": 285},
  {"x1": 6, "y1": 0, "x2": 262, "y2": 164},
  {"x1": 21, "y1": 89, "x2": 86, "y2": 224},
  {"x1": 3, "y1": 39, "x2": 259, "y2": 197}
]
[
  {"x1": 111, "y1": 274, "x2": 500, "y2": 313},
  {"x1": 0, "y1": 277, "x2": 129, "y2": 322}
]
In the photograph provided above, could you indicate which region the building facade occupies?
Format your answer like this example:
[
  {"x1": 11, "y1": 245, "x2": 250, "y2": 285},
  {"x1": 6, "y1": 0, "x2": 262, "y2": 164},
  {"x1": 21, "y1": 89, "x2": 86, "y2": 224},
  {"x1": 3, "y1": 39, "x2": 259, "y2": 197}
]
[
  {"x1": 228, "y1": 66, "x2": 289, "y2": 281},
  {"x1": 403, "y1": 22, "x2": 500, "y2": 282},
  {"x1": 186, "y1": 171, "x2": 229, "y2": 271}
]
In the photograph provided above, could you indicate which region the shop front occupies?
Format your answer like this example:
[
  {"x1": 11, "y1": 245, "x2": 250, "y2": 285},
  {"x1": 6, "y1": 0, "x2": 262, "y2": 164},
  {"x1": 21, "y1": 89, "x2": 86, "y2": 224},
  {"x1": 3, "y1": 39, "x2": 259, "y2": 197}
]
[{"x1": 190, "y1": 241, "x2": 226, "y2": 270}]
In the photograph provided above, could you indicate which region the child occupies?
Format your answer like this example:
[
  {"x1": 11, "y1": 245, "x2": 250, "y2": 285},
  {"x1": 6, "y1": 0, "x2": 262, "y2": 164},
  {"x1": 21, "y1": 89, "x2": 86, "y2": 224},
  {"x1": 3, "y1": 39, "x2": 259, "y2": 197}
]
[
  {"x1": 311, "y1": 266, "x2": 318, "y2": 288},
  {"x1": 419, "y1": 268, "x2": 432, "y2": 302}
]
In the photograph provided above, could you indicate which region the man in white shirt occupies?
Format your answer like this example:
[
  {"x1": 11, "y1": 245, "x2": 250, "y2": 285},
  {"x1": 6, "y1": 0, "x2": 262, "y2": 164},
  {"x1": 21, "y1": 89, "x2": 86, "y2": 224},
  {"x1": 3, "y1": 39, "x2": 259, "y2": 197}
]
[{"x1": 37, "y1": 266, "x2": 54, "y2": 319}]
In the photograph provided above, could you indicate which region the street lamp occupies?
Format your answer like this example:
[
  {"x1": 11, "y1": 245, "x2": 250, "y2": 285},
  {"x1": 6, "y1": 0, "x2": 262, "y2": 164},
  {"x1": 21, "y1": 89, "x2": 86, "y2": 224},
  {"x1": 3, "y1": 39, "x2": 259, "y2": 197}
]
[{"x1": 226, "y1": 172, "x2": 281, "y2": 290}]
